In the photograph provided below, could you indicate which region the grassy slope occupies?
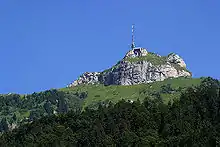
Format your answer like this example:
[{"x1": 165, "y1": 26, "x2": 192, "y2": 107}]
[
  {"x1": 124, "y1": 52, "x2": 167, "y2": 65},
  {"x1": 124, "y1": 52, "x2": 191, "y2": 73},
  {"x1": 60, "y1": 77, "x2": 202, "y2": 109},
  {"x1": 101, "y1": 52, "x2": 189, "y2": 75}
]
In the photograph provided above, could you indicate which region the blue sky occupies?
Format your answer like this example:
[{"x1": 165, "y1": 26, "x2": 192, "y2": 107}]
[{"x1": 0, "y1": 0, "x2": 219, "y2": 94}]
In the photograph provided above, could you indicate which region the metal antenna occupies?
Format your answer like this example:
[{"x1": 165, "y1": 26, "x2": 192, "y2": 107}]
[{"x1": 131, "y1": 24, "x2": 135, "y2": 49}]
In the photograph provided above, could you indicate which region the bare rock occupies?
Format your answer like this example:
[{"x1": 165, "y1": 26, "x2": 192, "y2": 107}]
[
  {"x1": 68, "y1": 72, "x2": 101, "y2": 87},
  {"x1": 167, "y1": 53, "x2": 186, "y2": 68},
  {"x1": 68, "y1": 48, "x2": 191, "y2": 87}
]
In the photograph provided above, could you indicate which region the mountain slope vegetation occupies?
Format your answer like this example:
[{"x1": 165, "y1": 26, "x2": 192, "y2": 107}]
[
  {"x1": 61, "y1": 77, "x2": 201, "y2": 108},
  {"x1": 0, "y1": 77, "x2": 201, "y2": 133},
  {"x1": 0, "y1": 77, "x2": 219, "y2": 146}
]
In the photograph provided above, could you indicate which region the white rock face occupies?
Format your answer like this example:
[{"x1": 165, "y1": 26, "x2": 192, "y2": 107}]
[
  {"x1": 167, "y1": 53, "x2": 186, "y2": 68},
  {"x1": 101, "y1": 61, "x2": 191, "y2": 86},
  {"x1": 68, "y1": 72, "x2": 101, "y2": 87},
  {"x1": 68, "y1": 48, "x2": 191, "y2": 87}
]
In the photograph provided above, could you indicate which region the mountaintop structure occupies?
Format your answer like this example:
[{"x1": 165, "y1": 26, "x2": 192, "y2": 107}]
[{"x1": 68, "y1": 25, "x2": 191, "y2": 87}]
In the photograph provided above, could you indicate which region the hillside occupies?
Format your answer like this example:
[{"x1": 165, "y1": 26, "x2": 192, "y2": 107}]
[
  {"x1": 0, "y1": 44, "x2": 217, "y2": 146},
  {"x1": 0, "y1": 77, "x2": 201, "y2": 133},
  {"x1": 62, "y1": 77, "x2": 201, "y2": 109},
  {"x1": 0, "y1": 45, "x2": 204, "y2": 135},
  {"x1": 1, "y1": 77, "x2": 219, "y2": 146}
]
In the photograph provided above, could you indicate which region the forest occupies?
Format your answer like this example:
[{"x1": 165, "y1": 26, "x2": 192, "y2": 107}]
[{"x1": 0, "y1": 77, "x2": 219, "y2": 146}]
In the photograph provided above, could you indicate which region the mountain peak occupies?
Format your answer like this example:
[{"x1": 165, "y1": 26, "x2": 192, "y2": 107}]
[
  {"x1": 67, "y1": 25, "x2": 191, "y2": 87},
  {"x1": 67, "y1": 47, "x2": 191, "y2": 87}
]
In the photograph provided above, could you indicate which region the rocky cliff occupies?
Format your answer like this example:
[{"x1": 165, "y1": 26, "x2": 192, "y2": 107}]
[{"x1": 68, "y1": 48, "x2": 191, "y2": 87}]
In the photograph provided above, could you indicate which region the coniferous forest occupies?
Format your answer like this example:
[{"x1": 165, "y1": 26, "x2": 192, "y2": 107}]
[{"x1": 0, "y1": 77, "x2": 219, "y2": 146}]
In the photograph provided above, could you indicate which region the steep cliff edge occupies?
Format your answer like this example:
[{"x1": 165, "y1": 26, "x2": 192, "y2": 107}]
[{"x1": 68, "y1": 48, "x2": 191, "y2": 87}]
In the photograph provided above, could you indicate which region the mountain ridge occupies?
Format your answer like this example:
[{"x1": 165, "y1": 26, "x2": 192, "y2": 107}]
[
  {"x1": 68, "y1": 47, "x2": 191, "y2": 87},
  {"x1": 0, "y1": 46, "x2": 200, "y2": 135}
]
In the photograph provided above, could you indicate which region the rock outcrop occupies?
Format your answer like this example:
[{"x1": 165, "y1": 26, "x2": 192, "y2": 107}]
[
  {"x1": 68, "y1": 48, "x2": 191, "y2": 87},
  {"x1": 167, "y1": 53, "x2": 186, "y2": 68},
  {"x1": 68, "y1": 72, "x2": 101, "y2": 87}
]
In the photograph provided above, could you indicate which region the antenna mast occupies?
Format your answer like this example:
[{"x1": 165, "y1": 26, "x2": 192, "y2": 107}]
[{"x1": 131, "y1": 24, "x2": 135, "y2": 49}]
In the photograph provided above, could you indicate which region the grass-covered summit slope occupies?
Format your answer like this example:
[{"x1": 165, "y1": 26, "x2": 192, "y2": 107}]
[
  {"x1": 124, "y1": 52, "x2": 167, "y2": 65},
  {"x1": 60, "y1": 77, "x2": 202, "y2": 109},
  {"x1": 123, "y1": 52, "x2": 191, "y2": 73},
  {"x1": 101, "y1": 52, "x2": 189, "y2": 75}
]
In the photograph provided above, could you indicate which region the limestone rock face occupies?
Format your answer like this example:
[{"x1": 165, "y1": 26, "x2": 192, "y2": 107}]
[
  {"x1": 101, "y1": 60, "x2": 190, "y2": 86},
  {"x1": 68, "y1": 48, "x2": 191, "y2": 87},
  {"x1": 68, "y1": 72, "x2": 101, "y2": 87},
  {"x1": 167, "y1": 53, "x2": 186, "y2": 68}
]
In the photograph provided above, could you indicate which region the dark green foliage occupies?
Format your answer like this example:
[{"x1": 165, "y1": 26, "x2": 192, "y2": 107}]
[
  {"x1": 160, "y1": 84, "x2": 173, "y2": 94},
  {"x1": 0, "y1": 77, "x2": 220, "y2": 146},
  {"x1": 12, "y1": 114, "x2": 16, "y2": 122},
  {"x1": 57, "y1": 97, "x2": 68, "y2": 114},
  {"x1": 44, "y1": 100, "x2": 53, "y2": 115},
  {"x1": 0, "y1": 118, "x2": 8, "y2": 132},
  {"x1": 0, "y1": 89, "x2": 83, "y2": 131},
  {"x1": 78, "y1": 91, "x2": 88, "y2": 99}
]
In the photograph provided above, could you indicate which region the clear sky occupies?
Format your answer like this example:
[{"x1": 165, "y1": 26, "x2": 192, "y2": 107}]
[{"x1": 0, "y1": 0, "x2": 219, "y2": 94}]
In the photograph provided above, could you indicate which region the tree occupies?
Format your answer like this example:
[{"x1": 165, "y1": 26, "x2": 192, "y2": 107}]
[
  {"x1": 0, "y1": 118, "x2": 8, "y2": 132},
  {"x1": 161, "y1": 84, "x2": 173, "y2": 94}
]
